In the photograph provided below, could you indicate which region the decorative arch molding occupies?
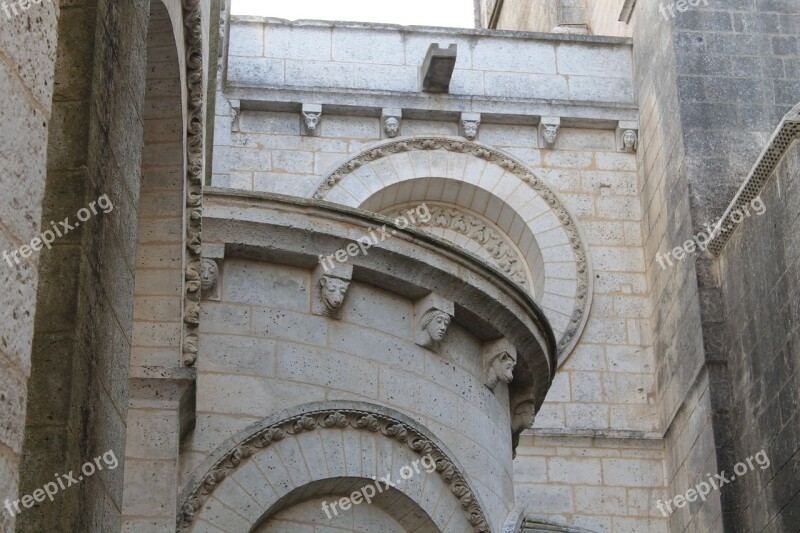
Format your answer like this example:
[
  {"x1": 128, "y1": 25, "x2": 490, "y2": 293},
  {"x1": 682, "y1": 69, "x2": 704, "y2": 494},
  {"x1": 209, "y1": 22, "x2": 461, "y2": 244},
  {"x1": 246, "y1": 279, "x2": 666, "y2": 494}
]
[
  {"x1": 178, "y1": 401, "x2": 490, "y2": 532},
  {"x1": 180, "y1": 0, "x2": 206, "y2": 367},
  {"x1": 382, "y1": 201, "x2": 535, "y2": 290},
  {"x1": 313, "y1": 136, "x2": 591, "y2": 362}
]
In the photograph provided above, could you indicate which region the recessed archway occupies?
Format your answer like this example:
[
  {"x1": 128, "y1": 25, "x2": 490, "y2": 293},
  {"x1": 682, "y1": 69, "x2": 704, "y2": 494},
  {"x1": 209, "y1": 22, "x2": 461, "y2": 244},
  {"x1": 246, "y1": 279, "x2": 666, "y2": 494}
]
[
  {"x1": 314, "y1": 136, "x2": 592, "y2": 362},
  {"x1": 253, "y1": 478, "x2": 439, "y2": 532},
  {"x1": 178, "y1": 402, "x2": 489, "y2": 532}
]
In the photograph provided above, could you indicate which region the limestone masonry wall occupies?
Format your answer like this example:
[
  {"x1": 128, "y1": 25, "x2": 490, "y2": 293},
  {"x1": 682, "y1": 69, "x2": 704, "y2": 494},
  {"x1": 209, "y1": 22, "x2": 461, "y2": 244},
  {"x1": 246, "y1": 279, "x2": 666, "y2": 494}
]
[{"x1": 188, "y1": 260, "x2": 516, "y2": 527}]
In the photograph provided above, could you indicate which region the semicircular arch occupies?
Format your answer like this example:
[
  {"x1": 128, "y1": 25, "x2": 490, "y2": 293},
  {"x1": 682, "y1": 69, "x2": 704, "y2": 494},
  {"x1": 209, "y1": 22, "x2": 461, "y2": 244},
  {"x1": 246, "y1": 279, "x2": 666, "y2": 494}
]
[
  {"x1": 313, "y1": 136, "x2": 591, "y2": 362},
  {"x1": 178, "y1": 402, "x2": 489, "y2": 532}
]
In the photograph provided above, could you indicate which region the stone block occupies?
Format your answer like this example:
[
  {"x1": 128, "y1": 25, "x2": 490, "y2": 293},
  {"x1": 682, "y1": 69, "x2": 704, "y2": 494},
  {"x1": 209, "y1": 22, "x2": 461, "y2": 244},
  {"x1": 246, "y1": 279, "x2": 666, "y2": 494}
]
[
  {"x1": 320, "y1": 115, "x2": 380, "y2": 139},
  {"x1": 227, "y1": 56, "x2": 284, "y2": 86},
  {"x1": 473, "y1": 39, "x2": 556, "y2": 74},
  {"x1": 486, "y1": 72, "x2": 568, "y2": 100},
  {"x1": 265, "y1": 25, "x2": 332, "y2": 60},
  {"x1": 353, "y1": 64, "x2": 417, "y2": 92},
  {"x1": 332, "y1": 27, "x2": 405, "y2": 65},
  {"x1": 548, "y1": 457, "x2": 603, "y2": 485},
  {"x1": 602, "y1": 458, "x2": 664, "y2": 487}
]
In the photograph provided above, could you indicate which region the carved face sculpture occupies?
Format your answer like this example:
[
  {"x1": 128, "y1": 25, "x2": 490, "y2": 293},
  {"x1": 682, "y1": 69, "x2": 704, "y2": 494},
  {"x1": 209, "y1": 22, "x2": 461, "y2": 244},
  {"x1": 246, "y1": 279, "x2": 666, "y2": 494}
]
[
  {"x1": 200, "y1": 259, "x2": 218, "y2": 291},
  {"x1": 493, "y1": 351, "x2": 516, "y2": 384},
  {"x1": 320, "y1": 276, "x2": 350, "y2": 310},
  {"x1": 303, "y1": 112, "x2": 320, "y2": 132},
  {"x1": 384, "y1": 117, "x2": 400, "y2": 138},
  {"x1": 462, "y1": 120, "x2": 480, "y2": 140},
  {"x1": 622, "y1": 129, "x2": 637, "y2": 151},
  {"x1": 542, "y1": 124, "x2": 559, "y2": 145},
  {"x1": 512, "y1": 401, "x2": 537, "y2": 432},
  {"x1": 422, "y1": 310, "x2": 451, "y2": 342}
]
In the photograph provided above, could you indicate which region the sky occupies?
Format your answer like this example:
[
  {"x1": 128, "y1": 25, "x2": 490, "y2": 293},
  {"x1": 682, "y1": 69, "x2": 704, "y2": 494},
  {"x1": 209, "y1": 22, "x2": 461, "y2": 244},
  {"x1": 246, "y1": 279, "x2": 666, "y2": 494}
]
[{"x1": 231, "y1": 0, "x2": 475, "y2": 28}]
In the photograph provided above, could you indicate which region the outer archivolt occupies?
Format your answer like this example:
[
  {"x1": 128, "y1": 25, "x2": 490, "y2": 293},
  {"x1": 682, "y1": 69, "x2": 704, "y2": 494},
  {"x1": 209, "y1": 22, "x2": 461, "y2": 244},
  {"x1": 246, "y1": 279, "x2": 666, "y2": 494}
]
[{"x1": 177, "y1": 407, "x2": 490, "y2": 532}]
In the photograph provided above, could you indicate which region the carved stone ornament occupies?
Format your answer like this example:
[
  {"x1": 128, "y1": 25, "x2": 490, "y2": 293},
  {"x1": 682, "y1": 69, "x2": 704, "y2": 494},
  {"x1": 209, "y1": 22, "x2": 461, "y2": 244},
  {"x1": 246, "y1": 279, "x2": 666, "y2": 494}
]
[
  {"x1": 622, "y1": 129, "x2": 638, "y2": 152},
  {"x1": 229, "y1": 99, "x2": 240, "y2": 132},
  {"x1": 461, "y1": 112, "x2": 481, "y2": 140},
  {"x1": 414, "y1": 294, "x2": 454, "y2": 350},
  {"x1": 385, "y1": 117, "x2": 400, "y2": 138},
  {"x1": 177, "y1": 407, "x2": 490, "y2": 532},
  {"x1": 382, "y1": 107, "x2": 402, "y2": 139},
  {"x1": 616, "y1": 121, "x2": 639, "y2": 153},
  {"x1": 302, "y1": 103, "x2": 322, "y2": 135},
  {"x1": 482, "y1": 338, "x2": 517, "y2": 391},
  {"x1": 312, "y1": 263, "x2": 352, "y2": 319},
  {"x1": 200, "y1": 259, "x2": 218, "y2": 291},
  {"x1": 313, "y1": 137, "x2": 591, "y2": 360},
  {"x1": 382, "y1": 204, "x2": 531, "y2": 288},
  {"x1": 182, "y1": 0, "x2": 205, "y2": 367},
  {"x1": 511, "y1": 400, "x2": 537, "y2": 454},
  {"x1": 539, "y1": 117, "x2": 561, "y2": 148}
]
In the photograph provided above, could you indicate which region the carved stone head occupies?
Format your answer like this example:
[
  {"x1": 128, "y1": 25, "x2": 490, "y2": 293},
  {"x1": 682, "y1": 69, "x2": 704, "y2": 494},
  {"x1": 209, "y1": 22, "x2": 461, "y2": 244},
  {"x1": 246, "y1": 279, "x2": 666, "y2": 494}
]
[
  {"x1": 512, "y1": 401, "x2": 537, "y2": 433},
  {"x1": 421, "y1": 309, "x2": 451, "y2": 343},
  {"x1": 622, "y1": 129, "x2": 638, "y2": 151},
  {"x1": 303, "y1": 111, "x2": 321, "y2": 133},
  {"x1": 384, "y1": 117, "x2": 400, "y2": 138},
  {"x1": 482, "y1": 338, "x2": 517, "y2": 391},
  {"x1": 542, "y1": 124, "x2": 559, "y2": 146},
  {"x1": 488, "y1": 351, "x2": 517, "y2": 389},
  {"x1": 200, "y1": 259, "x2": 219, "y2": 292},
  {"x1": 462, "y1": 119, "x2": 480, "y2": 140},
  {"x1": 320, "y1": 275, "x2": 350, "y2": 312}
]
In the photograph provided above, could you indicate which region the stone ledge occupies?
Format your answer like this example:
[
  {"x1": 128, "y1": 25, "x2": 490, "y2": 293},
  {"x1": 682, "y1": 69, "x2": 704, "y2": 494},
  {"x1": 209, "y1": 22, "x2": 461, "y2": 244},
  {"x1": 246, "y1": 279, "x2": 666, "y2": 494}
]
[
  {"x1": 130, "y1": 366, "x2": 197, "y2": 440},
  {"x1": 708, "y1": 102, "x2": 800, "y2": 256},
  {"x1": 225, "y1": 87, "x2": 639, "y2": 127},
  {"x1": 230, "y1": 15, "x2": 633, "y2": 45},
  {"x1": 203, "y1": 187, "x2": 558, "y2": 410}
]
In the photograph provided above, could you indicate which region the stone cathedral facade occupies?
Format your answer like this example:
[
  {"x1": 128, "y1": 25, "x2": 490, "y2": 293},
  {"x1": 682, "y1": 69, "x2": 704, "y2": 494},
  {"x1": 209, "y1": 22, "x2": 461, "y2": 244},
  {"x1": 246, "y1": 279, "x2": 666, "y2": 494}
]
[{"x1": 0, "y1": 0, "x2": 798, "y2": 532}]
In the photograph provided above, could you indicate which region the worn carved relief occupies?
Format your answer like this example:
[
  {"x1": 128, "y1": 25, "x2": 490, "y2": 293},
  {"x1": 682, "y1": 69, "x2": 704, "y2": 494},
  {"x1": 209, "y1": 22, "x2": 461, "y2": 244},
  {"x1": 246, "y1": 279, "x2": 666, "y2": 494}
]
[
  {"x1": 420, "y1": 310, "x2": 451, "y2": 345},
  {"x1": 622, "y1": 129, "x2": 638, "y2": 152},
  {"x1": 177, "y1": 408, "x2": 490, "y2": 532},
  {"x1": 384, "y1": 116, "x2": 400, "y2": 138},
  {"x1": 182, "y1": 0, "x2": 205, "y2": 367},
  {"x1": 315, "y1": 137, "x2": 590, "y2": 359},
  {"x1": 383, "y1": 205, "x2": 530, "y2": 288},
  {"x1": 511, "y1": 400, "x2": 538, "y2": 453},
  {"x1": 482, "y1": 339, "x2": 517, "y2": 391}
]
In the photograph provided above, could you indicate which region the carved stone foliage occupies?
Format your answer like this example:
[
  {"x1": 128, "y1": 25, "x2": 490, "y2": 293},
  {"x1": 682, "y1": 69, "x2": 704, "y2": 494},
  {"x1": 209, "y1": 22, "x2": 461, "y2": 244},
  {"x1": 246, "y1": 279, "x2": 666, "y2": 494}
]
[
  {"x1": 182, "y1": 0, "x2": 205, "y2": 367},
  {"x1": 384, "y1": 204, "x2": 530, "y2": 288},
  {"x1": 177, "y1": 408, "x2": 490, "y2": 532},
  {"x1": 314, "y1": 137, "x2": 590, "y2": 360}
]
